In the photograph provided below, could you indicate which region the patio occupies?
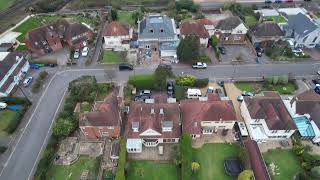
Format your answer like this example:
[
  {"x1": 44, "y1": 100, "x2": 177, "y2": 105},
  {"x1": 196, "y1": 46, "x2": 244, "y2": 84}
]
[{"x1": 127, "y1": 143, "x2": 175, "y2": 161}]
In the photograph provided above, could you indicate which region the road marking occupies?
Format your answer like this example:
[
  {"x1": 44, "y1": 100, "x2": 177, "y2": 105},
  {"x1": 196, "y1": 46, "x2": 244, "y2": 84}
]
[
  {"x1": 28, "y1": 89, "x2": 67, "y2": 180},
  {"x1": 0, "y1": 72, "x2": 58, "y2": 177}
]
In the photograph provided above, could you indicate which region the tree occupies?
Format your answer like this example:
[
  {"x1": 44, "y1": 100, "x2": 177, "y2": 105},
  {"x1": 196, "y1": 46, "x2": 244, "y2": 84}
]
[
  {"x1": 191, "y1": 162, "x2": 200, "y2": 174},
  {"x1": 237, "y1": 170, "x2": 253, "y2": 180},
  {"x1": 177, "y1": 35, "x2": 200, "y2": 63},
  {"x1": 154, "y1": 66, "x2": 173, "y2": 90},
  {"x1": 211, "y1": 35, "x2": 219, "y2": 47},
  {"x1": 52, "y1": 118, "x2": 76, "y2": 138},
  {"x1": 111, "y1": 9, "x2": 118, "y2": 21}
]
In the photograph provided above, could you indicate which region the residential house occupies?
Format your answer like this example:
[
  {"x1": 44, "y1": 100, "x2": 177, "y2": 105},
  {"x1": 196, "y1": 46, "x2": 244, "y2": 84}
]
[
  {"x1": 244, "y1": 139, "x2": 271, "y2": 180},
  {"x1": 125, "y1": 101, "x2": 181, "y2": 153},
  {"x1": 137, "y1": 14, "x2": 179, "y2": 59},
  {"x1": 0, "y1": 52, "x2": 29, "y2": 97},
  {"x1": 103, "y1": 21, "x2": 132, "y2": 51},
  {"x1": 284, "y1": 13, "x2": 320, "y2": 48},
  {"x1": 215, "y1": 16, "x2": 248, "y2": 44},
  {"x1": 250, "y1": 21, "x2": 284, "y2": 47},
  {"x1": 284, "y1": 90, "x2": 320, "y2": 143},
  {"x1": 240, "y1": 92, "x2": 296, "y2": 142},
  {"x1": 25, "y1": 20, "x2": 93, "y2": 56},
  {"x1": 180, "y1": 94, "x2": 237, "y2": 139},
  {"x1": 79, "y1": 93, "x2": 121, "y2": 139},
  {"x1": 180, "y1": 18, "x2": 215, "y2": 47}
]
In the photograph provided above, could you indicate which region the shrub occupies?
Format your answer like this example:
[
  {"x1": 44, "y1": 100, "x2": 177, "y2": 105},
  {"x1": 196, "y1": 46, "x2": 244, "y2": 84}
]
[
  {"x1": 128, "y1": 74, "x2": 155, "y2": 90},
  {"x1": 176, "y1": 75, "x2": 196, "y2": 87},
  {"x1": 194, "y1": 78, "x2": 209, "y2": 88}
]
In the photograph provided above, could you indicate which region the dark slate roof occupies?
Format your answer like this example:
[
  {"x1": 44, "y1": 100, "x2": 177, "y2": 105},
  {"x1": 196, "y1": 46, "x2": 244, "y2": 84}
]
[
  {"x1": 251, "y1": 21, "x2": 284, "y2": 37},
  {"x1": 287, "y1": 13, "x2": 318, "y2": 37},
  {"x1": 216, "y1": 16, "x2": 242, "y2": 30},
  {"x1": 139, "y1": 15, "x2": 176, "y2": 39}
]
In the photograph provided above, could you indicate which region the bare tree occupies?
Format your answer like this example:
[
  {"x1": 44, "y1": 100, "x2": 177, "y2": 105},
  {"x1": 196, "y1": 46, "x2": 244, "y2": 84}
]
[{"x1": 104, "y1": 69, "x2": 116, "y2": 83}]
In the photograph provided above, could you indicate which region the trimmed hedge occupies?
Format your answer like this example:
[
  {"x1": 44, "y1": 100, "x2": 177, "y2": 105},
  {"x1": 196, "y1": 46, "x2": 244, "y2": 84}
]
[{"x1": 128, "y1": 74, "x2": 155, "y2": 90}]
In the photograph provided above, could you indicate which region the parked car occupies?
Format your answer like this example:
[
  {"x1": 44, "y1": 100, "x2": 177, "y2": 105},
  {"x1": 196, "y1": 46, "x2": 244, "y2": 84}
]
[
  {"x1": 241, "y1": 91, "x2": 253, "y2": 96},
  {"x1": 158, "y1": 64, "x2": 172, "y2": 70},
  {"x1": 73, "y1": 49, "x2": 80, "y2": 59},
  {"x1": 192, "y1": 62, "x2": 207, "y2": 69},
  {"x1": 23, "y1": 76, "x2": 33, "y2": 87},
  {"x1": 167, "y1": 81, "x2": 174, "y2": 96},
  {"x1": 119, "y1": 63, "x2": 133, "y2": 71},
  {"x1": 82, "y1": 47, "x2": 89, "y2": 57},
  {"x1": 218, "y1": 46, "x2": 226, "y2": 55}
]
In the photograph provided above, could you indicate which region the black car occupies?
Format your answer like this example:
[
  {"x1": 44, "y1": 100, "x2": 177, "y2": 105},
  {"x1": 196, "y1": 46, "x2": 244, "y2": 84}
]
[
  {"x1": 158, "y1": 64, "x2": 172, "y2": 70},
  {"x1": 218, "y1": 46, "x2": 226, "y2": 54},
  {"x1": 167, "y1": 81, "x2": 174, "y2": 96},
  {"x1": 119, "y1": 63, "x2": 133, "y2": 71}
]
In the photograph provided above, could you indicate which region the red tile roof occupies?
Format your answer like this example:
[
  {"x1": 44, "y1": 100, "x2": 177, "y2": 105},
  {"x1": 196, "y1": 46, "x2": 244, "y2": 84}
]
[
  {"x1": 244, "y1": 92, "x2": 296, "y2": 130},
  {"x1": 103, "y1": 21, "x2": 130, "y2": 37},
  {"x1": 180, "y1": 98, "x2": 237, "y2": 135},
  {"x1": 180, "y1": 20, "x2": 210, "y2": 38},
  {"x1": 125, "y1": 102, "x2": 181, "y2": 139},
  {"x1": 244, "y1": 139, "x2": 270, "y2": 180}
]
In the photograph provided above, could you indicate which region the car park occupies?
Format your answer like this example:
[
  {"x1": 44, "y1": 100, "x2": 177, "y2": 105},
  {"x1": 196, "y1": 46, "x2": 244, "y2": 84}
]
[
  {"x1": 119, "y1": 63, "x2": 134, "y2": 71},
  {"x1": 23, "y1": 76, "x2": 33, "y2": 87},
  {"x1": 218, "y1": 46, "x2": 226, "y2": 55},
  {"x1": 241, "y1": 91, "x2": 253, "y2": 96},
  {"x1": 82, "y1": 47, "x2": 89, "y2": 57},
  {"x1": 73, "y1": 49, "x2": 80, "y2": 59},
  {"x1": 192, "y1": 62, "x2": 207, "y2": 69},
  {"x1": 167, "y1": 81, "x2": 174, "y2": 96}
]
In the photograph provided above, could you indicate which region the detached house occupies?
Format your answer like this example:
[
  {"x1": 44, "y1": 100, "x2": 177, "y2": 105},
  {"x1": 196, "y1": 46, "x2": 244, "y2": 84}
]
[
  {"x1": 138, "y1": 14, "x2": 179, "y2": 59},
  {"x1": 250, "y1": 21, "x2": 284, "y2": 47},
  {"x1": 180, "y1": 94, "x2": 237, "y2": 139},
  {"x1": 79, "y1": 93, "x2": 121, "y2": 139},
  {"x1": 125, "y1": 102, "x2": 181, "y2": 153},
  {"x1": 0, "y1": 52, "x2": 29, "y2": 96},
  {"x1": 215, "y1": 16, "x2": 248, "y2": 44},
  {"x1": 240, "y1": 92, "x2": 296, "y2": 142},
  {"x1": 285, "y1": 13, "x2": 320, "y2": 48},
  {"x1": 103, "y1": 21, "x2": 132, "y2": 51}
]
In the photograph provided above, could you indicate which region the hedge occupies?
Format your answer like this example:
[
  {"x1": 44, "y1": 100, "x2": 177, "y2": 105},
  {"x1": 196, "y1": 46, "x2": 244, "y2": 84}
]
[{"x1": 128, "y1": 74, "x2": 155, "y2": 90}]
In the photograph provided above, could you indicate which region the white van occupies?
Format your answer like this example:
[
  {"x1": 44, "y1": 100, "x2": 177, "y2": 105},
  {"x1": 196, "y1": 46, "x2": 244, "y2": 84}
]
[{"x1": 187, "y1": 88, "x2": 202, "y2": 99}]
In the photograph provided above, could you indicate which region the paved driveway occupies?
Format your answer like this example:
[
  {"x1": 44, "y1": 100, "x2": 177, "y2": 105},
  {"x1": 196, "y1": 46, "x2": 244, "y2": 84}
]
[{"x1": 219, "y1": 44, "x2": 256, "y2": 64}]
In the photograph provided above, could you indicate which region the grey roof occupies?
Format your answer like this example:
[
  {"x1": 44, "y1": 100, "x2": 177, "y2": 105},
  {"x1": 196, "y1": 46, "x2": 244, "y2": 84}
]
[
  {"x1": 251, "y1": 22, "x2": 284, "y2": 37},
  {"x1": 216, "y1": 16, "x2": 242, "y2": 30},
  {"x1": 162, "y1": 121, "x2": 173, "y2": 128},
  {"x1": 139, "y1": 15, "x2": 176, "y2": 39},
  {"x1": 287, "y1": 13, "x2": 318, "y2": 37}
]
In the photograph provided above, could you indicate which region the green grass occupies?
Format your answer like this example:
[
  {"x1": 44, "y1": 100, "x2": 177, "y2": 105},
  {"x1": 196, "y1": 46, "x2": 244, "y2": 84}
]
[
  {"x1": 102, "y1": 50, "x2": 127, "y2": 64},
  {"x1": 245, "y1": 15, "x2": 257, "y2": 26},
  {"x1": 193, "y1": 143, "x2": 240, "y2": 180},
  {"x1": 263, "y1": 149, "x2": 302, "y2": 180},
  {"x1": 128, "y1": 74, "x2": 155, "y2": 90},
  {"x1": 0, "y1": 0, "x2": 16, "y2": 11},
  {"x1": 80, "y1": 102, "x2": 91, "y2": 112},
  {"x1": 264, "y1": 16, "x2": 287, "y2": 23},
  {"x1": 127, "y1": 161, "x2": 178, "y2": 180},
  {"x1": 46, "y1": 156, "x2": 100, "y2": 180},
  {"x1": 118, "y1": 11, "x2": 136, "y2": 26},
  {"x1": 235, "y1": 82, "x2": 296, "y2": 94},
  {"x1": 0, "y1": 109, "x2": 19, "y2": 136}
]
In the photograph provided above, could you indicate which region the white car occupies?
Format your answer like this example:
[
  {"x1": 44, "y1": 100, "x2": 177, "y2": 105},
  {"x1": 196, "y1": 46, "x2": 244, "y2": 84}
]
[
  {"x1": 23, "y1": 76, "x2": 33, "y2": 87},
  {"x1": 192, "y1": 62, "x2": 207, "y2": 69},
  {"x1": 82, "y1": 47, "x2": 89, "y2": 57},
  {"x1": 73, "y1": 49, "x2": 80, "y2": 59}
]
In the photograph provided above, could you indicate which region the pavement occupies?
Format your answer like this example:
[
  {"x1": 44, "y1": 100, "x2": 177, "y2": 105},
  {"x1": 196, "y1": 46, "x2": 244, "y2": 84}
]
[{"x1": 1, "y1": 62, "x2": 320, "y2": 180}]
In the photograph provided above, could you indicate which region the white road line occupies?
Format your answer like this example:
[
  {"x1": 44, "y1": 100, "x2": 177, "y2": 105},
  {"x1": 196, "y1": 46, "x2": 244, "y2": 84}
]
[{"x1": 28, "y1": 89, "x2": 67, "y2": 180}]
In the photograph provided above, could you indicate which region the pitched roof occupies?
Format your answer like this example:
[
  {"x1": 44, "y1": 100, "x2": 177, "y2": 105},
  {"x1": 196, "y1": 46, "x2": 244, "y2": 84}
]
[
  {"x1": 125, "y1": 102, "x2": 181, "y2": 139},
  {"x1": 138, "y1": 15, "x2": 176, "y2": 39},
  {"x1": 244, "y1": 140, "x2": 270, "y2": 180},
  {"x1": 295, "y1": 90, "x2": 320, "y2": 127},
  {"x1": 244, "y1": 92, "x2": 296, "y2": 130},
  {"x1": 180, "y1": 20, "x2": 210, "y2": 38},
  {"x1": 216, "y1": 16, "x2": 242, "y2": 30},
  {"x1": 103, "y1": 21, "x2": 130, "y2": 37},
  {"x1": 251, "y1": 21, "x2": 284, "y2": 37},
  {"x1": 287, "y1": 13, "x2": 318, "y2": 37},
  {"x1": 180, "y1": 96, "x2": 237, "y2": 135}
]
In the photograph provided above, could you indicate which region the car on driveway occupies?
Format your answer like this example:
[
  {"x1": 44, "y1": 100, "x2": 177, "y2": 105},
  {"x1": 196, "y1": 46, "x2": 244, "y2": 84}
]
[
  {"x1": 218, "y1": 46, "x2": 226, "y2": 54},
  {"x1": 192, "y1": 62, "x2": 207, "y2": 69},
  {"x1": 82, "y1": 47, "x2": 89, "y2": 57},
  {"x1": 73, "y1": 49, "x2": 80, "y2": 59},
  {"x1": 23, "y1": 76, "x2": 33, "y2": 87}
]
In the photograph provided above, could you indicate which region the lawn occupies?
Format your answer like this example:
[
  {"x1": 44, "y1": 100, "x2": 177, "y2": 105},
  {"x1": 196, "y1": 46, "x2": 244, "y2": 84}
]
[
  {"x1": 235, "y1": 82, "x2": 296, "y2": 94},
  {"x1": 46, "y1": 156, "x2": 100, "y2": 180},
  {"x1": 127, "y1": 161, "x2": 178, "y2": 180},
  {"x1": 263, "y1": 149, "x2": 302, "y2": 180},
  {"x1": 193, "y1": 143, "x2": 240, "y2": 180},
  {"x1": 128, "y1": 74, "x2": 155, "y2": 90},
  {"x1": 102, "y1": 50, "x2": 127, "y2": 64},
  {"x1": 0, "y1": 0, "x2": 16, "y2": 11},
  {"x1": 264, "y1": 16, "x2": 287, "y2": 23},
  {"x1": 244, "y1": 15, "x2": 257, "y2": 26},
  {"x1": 0, "y1": 109, "x2": 19, "y2": 136},
  {"x1": 118, "y1": 11, "x2": 136, "y2": 26}
]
